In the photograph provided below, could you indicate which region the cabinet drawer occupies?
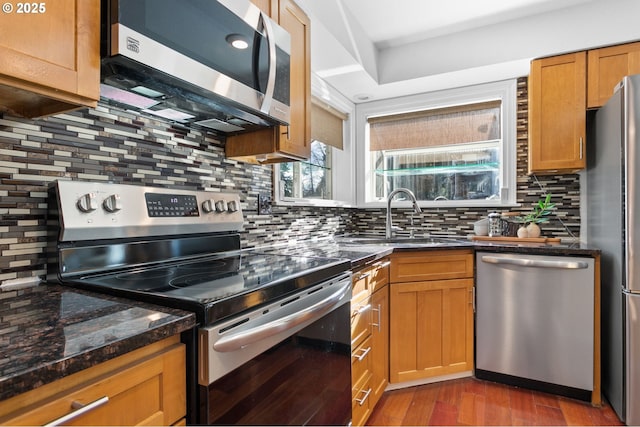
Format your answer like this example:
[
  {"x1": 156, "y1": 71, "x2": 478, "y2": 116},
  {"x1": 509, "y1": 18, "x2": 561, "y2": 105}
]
[
  {"x1": 351, "y1": 335, "x2": 373, "y2": 387},
  {"x1": 352, "y1": 259, "x2": 390, "y2": 300},
  {"x1": 390, "y1": 250, "x2": 473, "y2": 282},
  {"x1": 351, "y1": 372, "x2": 373, "y2": 427},
  {"x1": 351, "y1": 293, "x2": 372, "y2": 348},
  {"x1": 0, "y1": 337, "x2": 186, "y2": 426}
]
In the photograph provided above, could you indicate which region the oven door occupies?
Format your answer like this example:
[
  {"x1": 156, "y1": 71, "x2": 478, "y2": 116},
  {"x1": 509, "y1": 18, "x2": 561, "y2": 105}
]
[{"x1": 198, "y1": 274, "x2": 352, "y2": 425}]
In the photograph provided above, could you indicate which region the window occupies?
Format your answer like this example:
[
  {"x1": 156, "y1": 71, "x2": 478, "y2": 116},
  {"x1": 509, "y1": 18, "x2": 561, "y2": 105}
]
[
  {"x1": 280, "y1": 140, "x2": 333, "y2": 199},
  {"x1": 370, "y1": 101, "x2": 501, "y2": 201},
  {"x1": 278, "y1": 93, "x2": 352, "y2": 204},
  {"x1": 357, "y1": 80, "x2": 517, "y2": 207}
]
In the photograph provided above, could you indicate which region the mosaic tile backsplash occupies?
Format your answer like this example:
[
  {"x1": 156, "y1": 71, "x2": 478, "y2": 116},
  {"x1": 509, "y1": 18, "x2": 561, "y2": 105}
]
[{"x1": 0, "y1": 77, "x2": 580, "y2": 285}]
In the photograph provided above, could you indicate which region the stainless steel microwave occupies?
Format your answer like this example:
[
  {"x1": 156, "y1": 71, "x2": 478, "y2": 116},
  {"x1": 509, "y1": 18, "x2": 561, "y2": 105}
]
[{"x1": 100, "y1": 0, "x2": 291, "y2": 133}]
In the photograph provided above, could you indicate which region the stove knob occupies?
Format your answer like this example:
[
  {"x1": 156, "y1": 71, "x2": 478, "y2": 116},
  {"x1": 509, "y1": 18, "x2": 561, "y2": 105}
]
[
  {"x1": 227, "y1": 200, "x2": 239, "y2": 213},
  {"x1": 215, "y1": 200, "x2": 228, "y2": 213},
  {"x1": 76, "y1": 192, "x2": 98, "y2": 213},
  {"x1": 202, "y1": 199, "x2": 215, "y2": 213},
  {"x1": 103, "y1": 194, "x2": 122, "y2": 213}
]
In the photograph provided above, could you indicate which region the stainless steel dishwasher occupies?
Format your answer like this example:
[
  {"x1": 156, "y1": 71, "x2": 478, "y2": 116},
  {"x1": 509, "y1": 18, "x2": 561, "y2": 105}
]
[{"x1": 475, "y1": 252, "x2": 595, "y2": 401}]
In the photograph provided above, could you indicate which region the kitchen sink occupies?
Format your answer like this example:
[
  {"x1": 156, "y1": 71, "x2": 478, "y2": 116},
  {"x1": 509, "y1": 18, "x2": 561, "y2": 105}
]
[{"x1": 338, "y1": 236, "x2": 469, "y2": 247}]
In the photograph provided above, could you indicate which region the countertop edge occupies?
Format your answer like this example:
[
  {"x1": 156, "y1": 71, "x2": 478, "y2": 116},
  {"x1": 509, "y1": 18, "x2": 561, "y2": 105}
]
[{"x1": 0, "y1": 285, "x2": 197, "y2": 402}]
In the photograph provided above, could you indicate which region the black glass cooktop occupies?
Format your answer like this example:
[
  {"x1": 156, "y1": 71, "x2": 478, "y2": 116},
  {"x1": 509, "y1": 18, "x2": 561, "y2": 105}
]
[{"x1": 69, "y1": 251, "x2": 350, "y2": 325}]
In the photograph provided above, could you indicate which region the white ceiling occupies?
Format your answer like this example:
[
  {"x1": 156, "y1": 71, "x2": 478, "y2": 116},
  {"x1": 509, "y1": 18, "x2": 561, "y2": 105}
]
[{"x1": 295, "y1": 0, "x2": 640, "y2": 104}]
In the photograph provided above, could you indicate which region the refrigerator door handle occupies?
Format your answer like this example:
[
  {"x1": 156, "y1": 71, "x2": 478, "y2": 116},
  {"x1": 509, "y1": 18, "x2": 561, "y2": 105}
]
[{"x1": 481, "y1": 255, "x2": 589, "y2": 269}]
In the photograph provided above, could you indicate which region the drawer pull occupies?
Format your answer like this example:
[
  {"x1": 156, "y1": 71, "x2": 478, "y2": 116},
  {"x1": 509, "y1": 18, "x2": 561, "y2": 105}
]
[
  {"x1": 44, "y1": 396, "x2": 109, "y2": 427},
  {"x1": 371, "y1": 304, "x2": 382, "y2": 331},
  {"x1": 357, "y1": 272, "x2": 371, "y2": 281},
  {"x1": 352, "y1": 303, "x2": 371, "y2": 317},
  {"x1": 355, "y1": 388, "x2": 372, "y2": 406},
  {"x1": 374, "y1": 260, "x2": 391, "y2": 268},
  {"x1": 353, "y1": 346, "x2": 371, "y2": 361}
]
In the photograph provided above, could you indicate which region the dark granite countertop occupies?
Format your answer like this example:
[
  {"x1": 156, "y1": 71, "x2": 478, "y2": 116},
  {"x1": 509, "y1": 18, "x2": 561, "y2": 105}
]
[
  {"x1": 0, "y1": 284, "x2": 196, "y2": 402},
  {"x1": 280, "y1": 235, "x2": 601, "y2": 268},
  {"x1": 256, "y1": 239, "x2": 393, "y2": 269}
]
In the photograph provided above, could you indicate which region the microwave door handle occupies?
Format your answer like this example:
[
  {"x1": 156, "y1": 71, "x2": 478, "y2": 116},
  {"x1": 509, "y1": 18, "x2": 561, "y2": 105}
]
[{"x1": 259, "y1": 12, "x2": 276, "y2": 114}]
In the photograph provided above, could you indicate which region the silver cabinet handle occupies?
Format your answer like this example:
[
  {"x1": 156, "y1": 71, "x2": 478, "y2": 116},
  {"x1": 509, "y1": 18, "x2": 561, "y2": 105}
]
[
  {"x1": 374, "y1": 260, "x2": 391, "y2": 268},
  {"x1": 355, "y1": 388, "x2": 372, "y2": 406},
  {"x1": 353, "y1": 303, "x2": 371, "y2": 317},
  {"x1": 579, "y1": 137, "x2": 584, "y2": 160},
  {"x1": 481, "y1": 255, "x2": 588, "y2": 269},
  {"x1": 371, "y1": 304, "x2": 382, "y2": 331},
  {"x1": 353, "y1": 346, "x2": 371, "y2": 362},
  {"x1": 357, "y1": 272, "x2": 371, "y2": 281},
  {"x1": 44, "y1": 396, "x2": 109, "y2": 427},
  {"x1": 213, "y1": 281, "x2": 350, "y2": 352}
]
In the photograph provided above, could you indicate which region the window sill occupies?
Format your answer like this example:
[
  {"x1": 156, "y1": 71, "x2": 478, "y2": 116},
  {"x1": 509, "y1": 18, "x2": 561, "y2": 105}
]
[
  {"x1": 361, "y1": 200, "x2": 521, "y2": 209},
  {"x1": 276, "y1": 198, "x2": 355, "y2": 208}
]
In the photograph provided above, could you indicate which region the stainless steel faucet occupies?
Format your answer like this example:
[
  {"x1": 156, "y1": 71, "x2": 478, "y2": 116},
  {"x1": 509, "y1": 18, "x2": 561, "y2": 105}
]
[{"x1": 386, "y1": 188, "x2": 422, "y2": 238}]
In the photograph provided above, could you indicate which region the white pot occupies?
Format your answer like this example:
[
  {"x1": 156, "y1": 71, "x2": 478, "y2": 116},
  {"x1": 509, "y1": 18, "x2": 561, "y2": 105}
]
[
  {"x1": 526, "y1": 222, "x2": 541, "y2": 238},
  {"x1": 517, "y1": 226, "x2": 529, "y2": 238}
]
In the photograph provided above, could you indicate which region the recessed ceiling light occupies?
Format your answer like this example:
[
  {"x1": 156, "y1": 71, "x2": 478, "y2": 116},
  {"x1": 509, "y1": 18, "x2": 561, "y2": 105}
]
[
  {"x1": 354, "y1": 93, "x2": 372, "y2": 101},
  {"x1": 226, "y1": 34, "x2": 249, "y2": 50}
]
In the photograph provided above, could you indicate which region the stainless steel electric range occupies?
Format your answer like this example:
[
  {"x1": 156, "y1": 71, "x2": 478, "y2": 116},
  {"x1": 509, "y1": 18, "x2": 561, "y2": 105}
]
[{"x1": 47, "y1": 180, "x2": 352, "y2": 425}]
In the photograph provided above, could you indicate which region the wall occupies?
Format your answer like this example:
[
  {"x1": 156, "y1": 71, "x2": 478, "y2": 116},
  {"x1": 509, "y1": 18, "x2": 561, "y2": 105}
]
[
  {"x1": 0, "y1": 105, "x2": 352, "y2": 285},
  {"x1": 0, "y1": 77, "x2": 579, "y2": 285}
]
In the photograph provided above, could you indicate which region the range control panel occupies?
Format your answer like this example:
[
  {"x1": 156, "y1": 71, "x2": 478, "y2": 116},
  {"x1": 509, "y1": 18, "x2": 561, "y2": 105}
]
[{"x1": 51, "y1": 180, "x2": 244, "y2": 242}]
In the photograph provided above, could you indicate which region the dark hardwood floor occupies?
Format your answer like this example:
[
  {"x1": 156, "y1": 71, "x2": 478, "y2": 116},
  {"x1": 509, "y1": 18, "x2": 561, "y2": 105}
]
[{"x1": 366, "y1": 377, "x2": 623, "y2": 426}]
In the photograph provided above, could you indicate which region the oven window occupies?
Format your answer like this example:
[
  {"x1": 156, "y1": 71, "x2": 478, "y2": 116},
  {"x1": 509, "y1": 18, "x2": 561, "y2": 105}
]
[{"x1": 202, "y1": 302, "x2": 351, "y2": 425}]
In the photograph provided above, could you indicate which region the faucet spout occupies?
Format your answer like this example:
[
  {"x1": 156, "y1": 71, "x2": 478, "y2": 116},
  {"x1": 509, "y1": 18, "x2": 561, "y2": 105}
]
[{"x1": 386, "y1": 188, "x2": 422, "y2": 238}]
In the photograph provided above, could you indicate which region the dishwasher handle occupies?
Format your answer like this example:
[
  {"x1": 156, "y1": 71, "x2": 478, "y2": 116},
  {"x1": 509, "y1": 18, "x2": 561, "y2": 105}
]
[{"x1": 480, "y1": 255, "x2": 589, "y2": 270}]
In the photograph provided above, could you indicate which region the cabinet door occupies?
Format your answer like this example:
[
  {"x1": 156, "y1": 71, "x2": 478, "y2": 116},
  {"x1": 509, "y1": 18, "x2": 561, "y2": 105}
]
[
  {"x1": 389, "y1": 279, "x2": 474, "y2": 383},
  {"x1": 0, "y1": 0, "x2": 99, "y2": 117},
  {"x1": 276, "y1": 0, "x2": 311, "y2": 160},
  {"x1": 588, "y1": 42, "x2": 640, "y2": 109},
  {"x1": 251, "y1": 0, "x2": 277, "y2": 16},
  {"x1": 369, "y1": 285, "x2": 388, "y2": 408},
  {"x1": 529, "y1": 52, "x2": 586, "y2": 174}
]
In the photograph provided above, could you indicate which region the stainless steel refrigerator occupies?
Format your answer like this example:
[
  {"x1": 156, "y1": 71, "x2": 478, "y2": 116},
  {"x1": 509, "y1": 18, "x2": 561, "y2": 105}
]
[{"x1": 587, "y1": 74, "x2": 640, "y2": 425}]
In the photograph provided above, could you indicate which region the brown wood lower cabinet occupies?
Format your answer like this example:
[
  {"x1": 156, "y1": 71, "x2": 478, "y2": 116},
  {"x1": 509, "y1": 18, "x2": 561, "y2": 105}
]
[
  {"x1": 0, "y1": 335, "x2": 186, "y2": 426},
  {"x1": 351, "y1": 258, "x2": 390, "y2": 426},
  {"x1": 389, "y1": 250, "x2": 474, "y2": 384}
]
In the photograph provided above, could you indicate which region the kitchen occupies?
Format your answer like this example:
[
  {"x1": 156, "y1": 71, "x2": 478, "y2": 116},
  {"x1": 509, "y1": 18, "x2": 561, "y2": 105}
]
[{"x1": 0, "y1": 0, "x2": 639, "y2": 425}]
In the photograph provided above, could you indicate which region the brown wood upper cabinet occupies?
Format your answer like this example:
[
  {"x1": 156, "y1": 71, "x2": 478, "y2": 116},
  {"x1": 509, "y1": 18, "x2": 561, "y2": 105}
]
[
  {"x1": 225, "y1": 0, "x2": 311, "y2": 163},
  {"x1": 0, "y1": 0, "x2": 99, "y2": 118},
  {"x1": 587, "y1": 41, "x2": 640, "y2": 109},
  {"x1": 528, "y1": 52, "x2": 587, "y2": 175},
  {"x1": 529, "y1": 41, "x2": 640, "y2": 175}
]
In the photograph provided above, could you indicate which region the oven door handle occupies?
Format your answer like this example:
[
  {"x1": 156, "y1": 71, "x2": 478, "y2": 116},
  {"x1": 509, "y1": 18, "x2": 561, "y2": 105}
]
[{"x1": 213, "y1": 281, "x2": 350, "y2": 352}]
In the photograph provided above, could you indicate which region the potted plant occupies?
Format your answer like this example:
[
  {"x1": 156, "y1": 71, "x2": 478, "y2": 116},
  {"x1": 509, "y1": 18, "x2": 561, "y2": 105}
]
[{"x1": 517, "y1": 194, "x2": 556, "y2": 238}]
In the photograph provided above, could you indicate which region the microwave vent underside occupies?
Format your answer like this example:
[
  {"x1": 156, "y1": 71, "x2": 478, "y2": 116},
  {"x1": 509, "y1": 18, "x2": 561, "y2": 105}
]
[{"x1": 195, "y1": 118, "x2": 245, "y2": 132}]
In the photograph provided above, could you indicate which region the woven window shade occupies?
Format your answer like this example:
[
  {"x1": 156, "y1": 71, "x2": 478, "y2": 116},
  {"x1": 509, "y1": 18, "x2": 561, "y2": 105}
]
[
  {"x1": 368, "y1": 100, "x2": 501, "y2": 151},
  {"x1": 311, "y1": 97, "x2": 348, "y2": 150}
]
